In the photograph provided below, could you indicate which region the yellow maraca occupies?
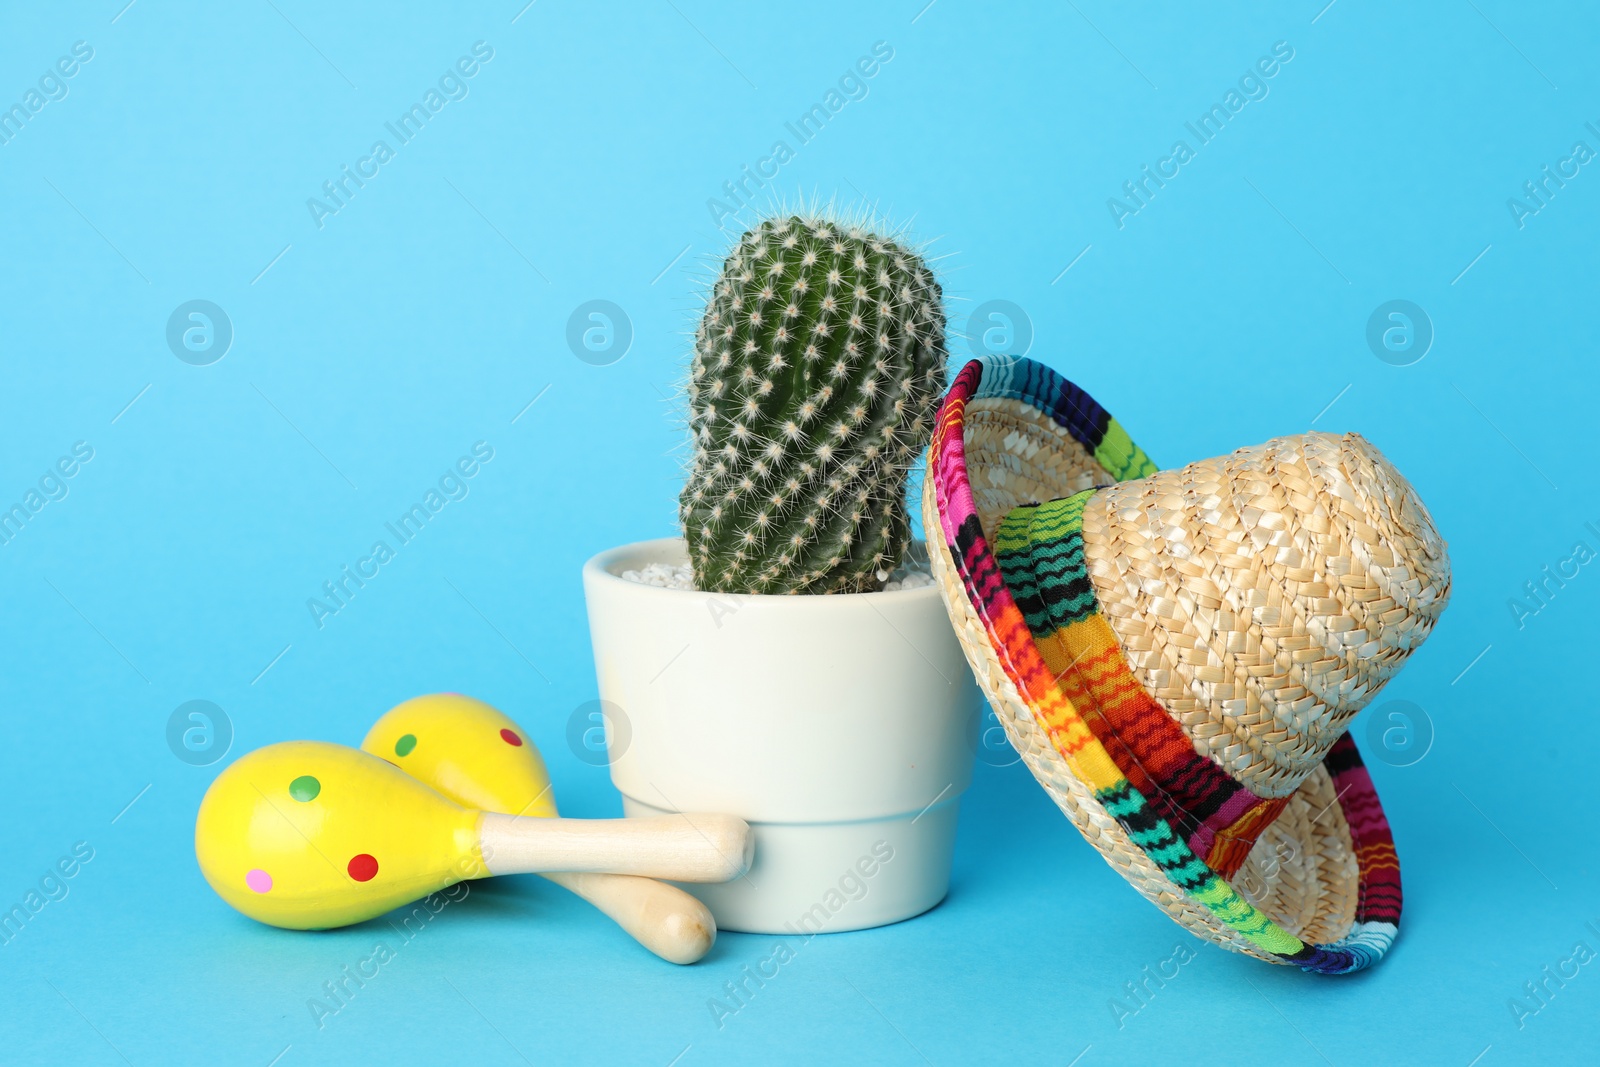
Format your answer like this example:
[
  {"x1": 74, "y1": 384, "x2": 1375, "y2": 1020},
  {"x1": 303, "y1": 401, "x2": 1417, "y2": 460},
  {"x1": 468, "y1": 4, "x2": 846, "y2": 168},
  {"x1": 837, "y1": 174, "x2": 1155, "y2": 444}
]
[
  {"x1": 362, "y1": 694, "x2": 717, "y2": 964},
  {"x1": 195, "y1": 741, "x2": 751, "y2": 930}
]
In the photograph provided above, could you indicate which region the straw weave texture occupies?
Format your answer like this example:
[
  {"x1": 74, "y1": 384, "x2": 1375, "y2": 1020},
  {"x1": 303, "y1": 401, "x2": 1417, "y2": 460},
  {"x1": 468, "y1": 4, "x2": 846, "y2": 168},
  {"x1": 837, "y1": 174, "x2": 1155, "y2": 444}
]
[{"x1": 1081, "y1": 432, "x2": 1451, "y2": 797}]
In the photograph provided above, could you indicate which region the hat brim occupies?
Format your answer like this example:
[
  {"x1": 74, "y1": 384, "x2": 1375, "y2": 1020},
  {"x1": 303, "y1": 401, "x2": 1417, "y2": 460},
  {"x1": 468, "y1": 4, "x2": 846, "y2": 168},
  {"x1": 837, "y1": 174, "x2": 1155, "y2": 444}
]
[{"x1": 924, "y1": 356, "x2": 1400, "y2": 973}]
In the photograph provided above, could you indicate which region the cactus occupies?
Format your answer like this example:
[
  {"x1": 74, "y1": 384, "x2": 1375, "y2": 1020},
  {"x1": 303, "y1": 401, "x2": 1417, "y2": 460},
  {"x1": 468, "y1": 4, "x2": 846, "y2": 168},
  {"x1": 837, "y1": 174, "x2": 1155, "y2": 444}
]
[{"x1": 679, "y1": 213, "x2": 948, "y2": 594}]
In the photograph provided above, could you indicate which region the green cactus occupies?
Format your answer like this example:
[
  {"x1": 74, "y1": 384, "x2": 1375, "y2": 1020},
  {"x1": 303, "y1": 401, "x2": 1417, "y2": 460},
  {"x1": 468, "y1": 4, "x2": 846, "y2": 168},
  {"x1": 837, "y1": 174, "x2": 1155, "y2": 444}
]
[{"x1": 679, "y1": 213, "x2": 948, "y2": 594}]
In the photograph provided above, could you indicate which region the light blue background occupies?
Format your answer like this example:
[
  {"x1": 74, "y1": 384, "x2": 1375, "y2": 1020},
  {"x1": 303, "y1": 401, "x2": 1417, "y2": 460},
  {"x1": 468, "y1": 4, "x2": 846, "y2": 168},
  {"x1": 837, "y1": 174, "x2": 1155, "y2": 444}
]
[{"x1": 2, "y1": 1, "x2": 1596, "y2": 1064}]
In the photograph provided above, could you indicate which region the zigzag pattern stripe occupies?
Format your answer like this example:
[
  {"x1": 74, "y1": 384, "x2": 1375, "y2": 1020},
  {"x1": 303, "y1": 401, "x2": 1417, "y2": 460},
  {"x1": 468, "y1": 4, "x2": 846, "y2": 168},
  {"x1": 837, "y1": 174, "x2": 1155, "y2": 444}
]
[{"x1": 996, "y1": 492, "x2": 1282, "y2": 879}]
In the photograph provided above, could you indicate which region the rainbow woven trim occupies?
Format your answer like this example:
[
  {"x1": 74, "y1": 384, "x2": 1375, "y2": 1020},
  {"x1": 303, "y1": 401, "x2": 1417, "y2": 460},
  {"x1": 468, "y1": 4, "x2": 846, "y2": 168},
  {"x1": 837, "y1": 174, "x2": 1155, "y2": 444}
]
[
  {"x1": 929, "y1": 355, "x2": 1401, "y2": 974},
  {"x1": 996, "y1": 491, "x2": 1294, "y2": 879}
]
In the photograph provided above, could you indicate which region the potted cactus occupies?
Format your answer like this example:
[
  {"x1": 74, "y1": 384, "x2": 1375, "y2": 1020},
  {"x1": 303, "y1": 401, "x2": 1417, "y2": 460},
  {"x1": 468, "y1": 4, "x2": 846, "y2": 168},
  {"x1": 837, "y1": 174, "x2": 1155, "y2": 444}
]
[{"x1": 583, "y1": 213, "x2": 980, "y2": 934}]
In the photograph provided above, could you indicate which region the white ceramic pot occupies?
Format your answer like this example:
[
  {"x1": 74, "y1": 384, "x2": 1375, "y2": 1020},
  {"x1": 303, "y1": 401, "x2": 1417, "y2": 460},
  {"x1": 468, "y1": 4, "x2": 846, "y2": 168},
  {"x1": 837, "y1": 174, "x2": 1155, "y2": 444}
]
[{"x1": 582, "y1": 538, "x2": 980, "y2": 934}]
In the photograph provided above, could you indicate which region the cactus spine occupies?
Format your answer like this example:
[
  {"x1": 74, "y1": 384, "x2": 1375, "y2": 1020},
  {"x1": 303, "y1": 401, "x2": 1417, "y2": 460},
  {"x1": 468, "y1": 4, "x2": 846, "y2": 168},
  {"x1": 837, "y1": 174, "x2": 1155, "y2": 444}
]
[{"x1": 680, "y1": 214, "x2": 947, "y2": 594}]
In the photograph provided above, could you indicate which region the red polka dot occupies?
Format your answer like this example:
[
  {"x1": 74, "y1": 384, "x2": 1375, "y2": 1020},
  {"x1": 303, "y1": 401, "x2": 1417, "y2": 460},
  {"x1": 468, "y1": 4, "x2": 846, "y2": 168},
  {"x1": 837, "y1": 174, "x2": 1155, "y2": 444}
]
[
  {"x1": 347, "y1": 854, "x2": 379, "y2": 882},
  {"x1": 500, "y1": 728, "x2": 523, "y2": 747}
]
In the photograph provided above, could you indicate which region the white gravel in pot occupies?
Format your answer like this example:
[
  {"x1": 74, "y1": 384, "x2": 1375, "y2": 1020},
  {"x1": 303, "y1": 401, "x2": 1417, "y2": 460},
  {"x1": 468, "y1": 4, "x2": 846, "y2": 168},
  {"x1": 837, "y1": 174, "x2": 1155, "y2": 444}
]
[{"x1": 619, "y1": 561, "x2": 934, "y2": 592}]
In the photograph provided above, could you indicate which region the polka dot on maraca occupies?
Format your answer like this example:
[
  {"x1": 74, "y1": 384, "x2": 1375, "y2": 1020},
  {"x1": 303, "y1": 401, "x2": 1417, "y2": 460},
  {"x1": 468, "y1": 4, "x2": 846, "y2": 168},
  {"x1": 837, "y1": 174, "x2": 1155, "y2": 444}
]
[
  {"x1": 347, "y1": 854, "x2": 379, "y2": 882},
  {"x1": 246, "y1": 869, "x2": 273, "y2": 893},
  {"x1": 289, "y1": 775, "x2": 321, "y2": 802},
  {"x1": 500, "y1": 728, "x2": 523, "y2": 747},
  {"x1": 394, "y1": 734, "x2": 417, "y2": 757}
]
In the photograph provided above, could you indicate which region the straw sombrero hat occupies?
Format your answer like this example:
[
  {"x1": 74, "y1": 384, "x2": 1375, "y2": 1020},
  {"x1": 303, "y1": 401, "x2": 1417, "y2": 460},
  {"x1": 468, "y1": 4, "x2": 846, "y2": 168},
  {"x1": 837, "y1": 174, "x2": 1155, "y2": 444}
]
[{"x1": 923, "y1": 355, "x2": 1450, "y2": 973}]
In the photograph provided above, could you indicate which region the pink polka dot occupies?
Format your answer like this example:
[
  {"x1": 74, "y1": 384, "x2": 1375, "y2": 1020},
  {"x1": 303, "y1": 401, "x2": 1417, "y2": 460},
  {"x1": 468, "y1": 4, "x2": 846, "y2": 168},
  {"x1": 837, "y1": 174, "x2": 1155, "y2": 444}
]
[
  {"x1": 500, "y1": 728, "x2": 523, "y2": 747},
  {"x1": 246, "y1": 869, "x2": 273, "y2": 893}
]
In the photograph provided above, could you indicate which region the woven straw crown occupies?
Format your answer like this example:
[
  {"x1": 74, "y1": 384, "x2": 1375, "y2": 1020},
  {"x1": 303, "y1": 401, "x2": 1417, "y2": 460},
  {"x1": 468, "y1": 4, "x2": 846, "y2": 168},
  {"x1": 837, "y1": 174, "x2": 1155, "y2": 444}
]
[
  {"x1": 1080, "y1": 430, "x2": 1450, "y2": 798},
  {"x1": 925, "y1": 356, "x2": 1451, "y2": 974}
]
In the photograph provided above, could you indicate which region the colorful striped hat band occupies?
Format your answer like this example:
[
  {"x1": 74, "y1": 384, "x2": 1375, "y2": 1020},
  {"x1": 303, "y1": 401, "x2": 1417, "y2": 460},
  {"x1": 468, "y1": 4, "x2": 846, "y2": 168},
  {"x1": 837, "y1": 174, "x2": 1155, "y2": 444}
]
[{"x1": 922, "y1": 356, "x2": 1450, "y2": 973}]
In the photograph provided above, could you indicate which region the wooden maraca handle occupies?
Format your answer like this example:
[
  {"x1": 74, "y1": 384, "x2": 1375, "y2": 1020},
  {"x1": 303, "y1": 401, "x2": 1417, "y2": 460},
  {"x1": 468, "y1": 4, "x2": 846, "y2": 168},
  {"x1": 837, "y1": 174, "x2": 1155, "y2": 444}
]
[
  {"x1": 479, "y1": 812, "x2": 752, "y2": 883},
  {"x1": 540, "y1": 872, "x2": 715, "y2": 964}
]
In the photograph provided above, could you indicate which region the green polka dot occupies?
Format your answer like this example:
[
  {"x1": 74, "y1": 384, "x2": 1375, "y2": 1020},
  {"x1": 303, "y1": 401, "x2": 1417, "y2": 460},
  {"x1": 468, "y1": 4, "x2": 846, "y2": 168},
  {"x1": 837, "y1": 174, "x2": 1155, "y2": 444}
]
[
  {"x1": 394, "y1": 734, "x2": 417, "y2": 757},
  {"x1": 289, "y1": 775, "x2": 321, "y2": 802}
]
